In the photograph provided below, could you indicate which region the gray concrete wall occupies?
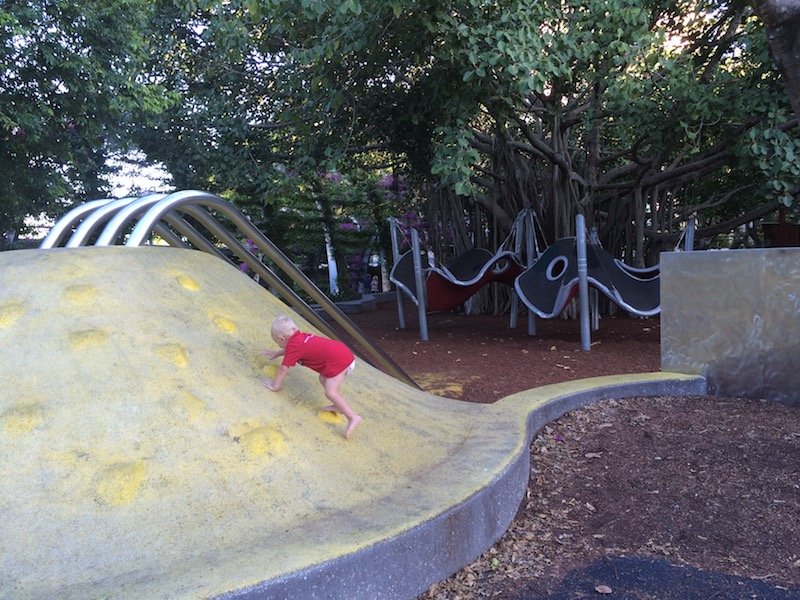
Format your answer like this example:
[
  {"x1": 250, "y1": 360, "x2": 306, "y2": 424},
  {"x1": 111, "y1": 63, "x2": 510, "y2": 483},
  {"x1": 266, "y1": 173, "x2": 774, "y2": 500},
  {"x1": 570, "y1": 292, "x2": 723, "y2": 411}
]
[{"x1": 661, "y1": 248, "x2": 800, "y2": 405}]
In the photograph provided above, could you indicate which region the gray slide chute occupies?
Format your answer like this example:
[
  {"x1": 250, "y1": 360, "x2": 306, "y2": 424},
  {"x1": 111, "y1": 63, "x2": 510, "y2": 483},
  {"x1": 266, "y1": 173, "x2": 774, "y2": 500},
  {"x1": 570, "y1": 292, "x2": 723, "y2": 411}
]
[{"x1": 514, "y1": 237, "x2": 660, "y2": 318}]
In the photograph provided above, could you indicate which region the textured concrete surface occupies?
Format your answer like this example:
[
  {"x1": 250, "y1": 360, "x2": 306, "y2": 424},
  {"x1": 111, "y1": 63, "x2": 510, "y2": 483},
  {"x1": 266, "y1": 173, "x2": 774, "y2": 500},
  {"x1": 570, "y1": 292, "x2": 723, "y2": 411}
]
[
  {"x1": 0, "y1": 247, "x2": 706, "y2": 599},
  {"x1": 661, "y1": 249, "x2": 800, "y2": 404}
]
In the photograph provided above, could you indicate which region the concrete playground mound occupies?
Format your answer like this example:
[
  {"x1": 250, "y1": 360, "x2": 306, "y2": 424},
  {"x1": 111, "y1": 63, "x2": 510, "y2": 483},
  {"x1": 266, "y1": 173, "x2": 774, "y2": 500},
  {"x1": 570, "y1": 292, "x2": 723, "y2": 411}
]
[{"x1": 0, "y1": 247, "x2": 705, "y2": 599}]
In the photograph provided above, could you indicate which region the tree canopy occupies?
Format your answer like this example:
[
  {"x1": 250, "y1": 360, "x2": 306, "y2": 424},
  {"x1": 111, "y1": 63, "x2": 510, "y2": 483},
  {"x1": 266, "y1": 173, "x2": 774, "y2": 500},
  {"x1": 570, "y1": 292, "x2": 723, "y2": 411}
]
[
  {"x1": 0, "y1": 0, "x2": 176, "y2": 238},
  {"x1": 3, "y1": 0, "x2": 799, "y2": 270}
]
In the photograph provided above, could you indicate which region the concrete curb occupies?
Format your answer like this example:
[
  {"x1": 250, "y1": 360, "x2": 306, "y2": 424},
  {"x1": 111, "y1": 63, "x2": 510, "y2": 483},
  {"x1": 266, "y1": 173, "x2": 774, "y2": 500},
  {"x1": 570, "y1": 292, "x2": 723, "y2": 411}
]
[{"x1": 217, "y1": 373, "x2": 707, "y2": 600}]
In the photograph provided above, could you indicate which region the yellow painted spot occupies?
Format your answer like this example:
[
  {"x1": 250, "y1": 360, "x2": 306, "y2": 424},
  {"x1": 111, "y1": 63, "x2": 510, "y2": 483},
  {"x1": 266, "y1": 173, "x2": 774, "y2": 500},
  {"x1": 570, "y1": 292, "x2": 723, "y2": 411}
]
[
  {"x1": 262, "y1": 364, "x2": 278, "y2": 378},
  {"x1": 1, "y1": 403, "x2": 44, "y2": 434},
  {"x1": 176, "y1": 275, "x2": 200, "y2": 291},
  {"x1": 175, "y1": 391, "x2": 210, "y2": 423},
  {"x1": 414, "y1": 372, "x2": 465, "y2": 399},
  {"x1": 155, "y1": 343, "x2": 188, "y2": 368},
  {"x1": 239, "y1": 426, "x2": 286, "y2": 457},
  {"x1": 69, "y1": 329, "x2": 109, "y2": 349},
  {"x1": 213, "y1": 315, "x2": 237, "y2": 333},
  {"x1": 95, "y1": 461, "x2": 146, "y2": 506},
  {"x1": 63, "y1": 284, "x2": 98, "y2": 304},
  {"x1": 0, "y1": 301, "x2": 25, "y2": 328},
  {"x1": 317, "y1": 410, "x2": 344, "y2": 424}
]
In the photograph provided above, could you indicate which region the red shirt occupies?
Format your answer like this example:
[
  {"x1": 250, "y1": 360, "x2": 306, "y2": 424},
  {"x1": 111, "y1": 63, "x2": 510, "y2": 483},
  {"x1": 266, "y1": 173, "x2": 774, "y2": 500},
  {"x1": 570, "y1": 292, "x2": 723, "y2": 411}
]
[{"x1": 281, "y1": 331, "x2": 355, "y2": 378}]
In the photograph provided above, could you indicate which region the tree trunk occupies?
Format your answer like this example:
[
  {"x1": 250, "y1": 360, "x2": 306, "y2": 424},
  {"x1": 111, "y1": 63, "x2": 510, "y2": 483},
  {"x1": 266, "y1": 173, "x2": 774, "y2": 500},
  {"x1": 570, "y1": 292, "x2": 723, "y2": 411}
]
[{"x1": 755, "y1": 0, "x2": 800, "y2": 120}]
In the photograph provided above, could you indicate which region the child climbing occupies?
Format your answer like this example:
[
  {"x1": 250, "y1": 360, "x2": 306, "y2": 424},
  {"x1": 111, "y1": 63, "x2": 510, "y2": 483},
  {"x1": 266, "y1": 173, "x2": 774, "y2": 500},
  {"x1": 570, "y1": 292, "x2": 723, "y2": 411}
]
[{"x1": 260, "y1": 315, "x2": 363, "y2": 439}]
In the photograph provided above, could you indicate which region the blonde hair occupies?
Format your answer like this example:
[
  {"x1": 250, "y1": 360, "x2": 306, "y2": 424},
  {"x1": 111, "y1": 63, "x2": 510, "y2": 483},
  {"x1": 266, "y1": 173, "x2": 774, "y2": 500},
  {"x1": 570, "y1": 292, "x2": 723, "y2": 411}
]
[{"x1": 271, "y1": 315, "x2": 298, "y2": 340}]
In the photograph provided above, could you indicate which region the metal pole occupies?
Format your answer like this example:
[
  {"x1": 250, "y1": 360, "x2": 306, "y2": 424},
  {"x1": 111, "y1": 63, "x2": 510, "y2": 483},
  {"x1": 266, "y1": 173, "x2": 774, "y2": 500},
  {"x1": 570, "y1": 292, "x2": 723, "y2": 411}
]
[
  {"x1": 509, "y1": 214, "x2": 522, "y2": 330},
  {"x1": 93, "y1": 194, "x2": 168, "y2": 246},
  {"x1": 63, "y1": 197, "x2": 140, "y2": 247},
  {"x1": 576, "y1": 214, "x2": 591, "y2": 351},
  {"x1": 388, "y1": 218, "x2": 407, "y2": 330},
  {"x1": 178, "y1": 206, "x2": 342, "y2": 344},
  {"x1": 411, "y1": 229, "x2": 429, "y2": 341},
  {"x1": 685, "y1": 216, "x2": 695, "y2": 251},
  {"x1": 525, "y1": 209, "x2": 537, "y2": 336}
]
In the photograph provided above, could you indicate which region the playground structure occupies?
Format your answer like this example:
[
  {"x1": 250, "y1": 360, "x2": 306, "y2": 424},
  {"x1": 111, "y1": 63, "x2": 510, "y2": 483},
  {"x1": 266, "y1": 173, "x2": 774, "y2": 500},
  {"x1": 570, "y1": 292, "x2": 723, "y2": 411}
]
[
  {"x1": 513, "y1": 235, "x2": 661, "y2": 319},
  {"x1": 389, "y1": 210, "x2": 695, "y2": 347},
  {"x1": 6, "y1": 189, "x2": 792, "y2": 599},
  {"x1": 511, "y1": 215, "x2": 697, "y2": 351},
  {"x1": 39, "y1": 190, "x2": 414, "y2": 388},
  {"x1": 513, "y1": 217, "x2": 698, "y2": 325},
  {"x1": 389, "y1": 208, "x2": 541, "y2": 340},
  {"x1": 0, "y1": 236, "x2": 705, "y2": 600}
]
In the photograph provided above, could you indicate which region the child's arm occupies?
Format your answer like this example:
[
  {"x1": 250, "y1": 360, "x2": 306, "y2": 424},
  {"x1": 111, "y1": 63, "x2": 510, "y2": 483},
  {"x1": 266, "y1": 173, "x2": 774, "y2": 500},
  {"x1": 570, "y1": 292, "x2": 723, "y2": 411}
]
[
  {"x1": 262, "y1": 365, "x2": 290, "y2": 392},
  {"x1": 261, "y1": 348, "x2": 285, "y2": 360}
]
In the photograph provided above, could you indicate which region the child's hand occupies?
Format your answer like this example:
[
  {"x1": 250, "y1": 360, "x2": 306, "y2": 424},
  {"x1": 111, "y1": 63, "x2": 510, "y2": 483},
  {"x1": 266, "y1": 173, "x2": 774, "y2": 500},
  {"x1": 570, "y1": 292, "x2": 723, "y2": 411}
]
[
  {"x1": 261, "y1": 377, "x2": 276, "y2": 391},
  {"x1": 260, "y1": 348, "x2": 281, "y2": 359}
]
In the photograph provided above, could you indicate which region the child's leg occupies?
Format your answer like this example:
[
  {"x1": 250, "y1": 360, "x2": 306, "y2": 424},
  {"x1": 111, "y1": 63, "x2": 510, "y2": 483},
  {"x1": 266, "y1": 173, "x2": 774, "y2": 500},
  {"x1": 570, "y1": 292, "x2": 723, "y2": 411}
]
[
  {"x1": 319, "y1": 374, "x2": 340, "y2": 412},
  {"x1": 319, "y1": 362, "x2": 355, "y2": 412},
  {"x1": 320, "y1": 370, "x2": 361, "y2": 439}
]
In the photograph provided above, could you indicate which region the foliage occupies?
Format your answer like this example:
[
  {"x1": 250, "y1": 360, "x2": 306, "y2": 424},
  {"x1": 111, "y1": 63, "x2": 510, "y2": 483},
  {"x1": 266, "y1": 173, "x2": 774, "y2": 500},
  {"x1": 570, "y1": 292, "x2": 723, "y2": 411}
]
[
  {"x1": 5, "y1": 0, "x2": 799, "y2": 276},
  {"x1": 755, "y1": 0, "x2": 800, "y2": 121},
  {"x1": 741, "y1": 116, "x2": 800, "y2": 207},
  {"x1": 208, "y1": 0, "x2": 796, "y2": 260},
  {"x1": 252, "y1": 170, "x2": 393, "y2": 296},
  {"x1": 0, "y1": 0, "x2": 178, "y2": 236}
]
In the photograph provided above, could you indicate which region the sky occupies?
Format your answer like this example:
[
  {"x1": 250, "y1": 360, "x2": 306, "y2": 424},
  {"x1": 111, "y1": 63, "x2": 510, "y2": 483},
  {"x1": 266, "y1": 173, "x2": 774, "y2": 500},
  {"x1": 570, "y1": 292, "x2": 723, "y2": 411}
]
[{"x1": 106, "y1": 151, "x2": 174, "y2": 198}]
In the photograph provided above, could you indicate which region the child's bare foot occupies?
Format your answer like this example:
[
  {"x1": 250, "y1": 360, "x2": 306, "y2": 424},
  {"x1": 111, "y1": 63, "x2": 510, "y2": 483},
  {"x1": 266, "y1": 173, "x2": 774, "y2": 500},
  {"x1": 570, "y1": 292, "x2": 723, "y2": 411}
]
[
  {"x1": 344, "y1": 415, "x2": 362, "y2": 440},
  {"x1": 321, "y1": 404, "x2": 339, "y2": 413}
]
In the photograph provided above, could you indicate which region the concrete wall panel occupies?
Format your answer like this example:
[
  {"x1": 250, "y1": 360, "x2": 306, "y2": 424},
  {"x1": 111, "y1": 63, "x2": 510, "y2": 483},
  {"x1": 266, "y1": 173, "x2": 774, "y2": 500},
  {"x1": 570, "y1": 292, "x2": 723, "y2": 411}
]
[{"x1": 661, "y1": 248, "x2": 800, "y2": 404}]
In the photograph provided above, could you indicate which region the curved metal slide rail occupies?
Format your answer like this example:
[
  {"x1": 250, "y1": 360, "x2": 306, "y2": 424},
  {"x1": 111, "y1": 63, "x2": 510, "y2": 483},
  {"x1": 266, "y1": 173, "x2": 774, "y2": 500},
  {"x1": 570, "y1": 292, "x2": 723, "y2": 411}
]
[
  {"x1": 40, "y1": 197, "x2": 118, "y2": 248},
  {"x1": 46, "y1": 194, "x2": 330, "y2": 336},
  {"x1": 41, "y1": 190, "x2": 415, "y2": 387},
  {"x1": 41, "y1": 194, "x2": 183, "y2": 249}
]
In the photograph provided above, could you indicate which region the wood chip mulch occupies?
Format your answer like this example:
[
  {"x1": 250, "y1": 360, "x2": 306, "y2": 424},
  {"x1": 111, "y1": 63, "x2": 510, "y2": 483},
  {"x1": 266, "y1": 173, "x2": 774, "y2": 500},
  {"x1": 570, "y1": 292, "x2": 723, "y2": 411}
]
[{"x1": 349, "y1": 303, "x2": 800, "y2": 599}]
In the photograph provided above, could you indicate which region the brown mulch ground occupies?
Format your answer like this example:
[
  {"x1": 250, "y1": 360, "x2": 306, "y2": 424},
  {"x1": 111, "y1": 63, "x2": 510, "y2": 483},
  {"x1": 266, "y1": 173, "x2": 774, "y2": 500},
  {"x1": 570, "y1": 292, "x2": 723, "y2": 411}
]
[{"x1": 349, "y1": 301, "x2": 800, "y2": 599}]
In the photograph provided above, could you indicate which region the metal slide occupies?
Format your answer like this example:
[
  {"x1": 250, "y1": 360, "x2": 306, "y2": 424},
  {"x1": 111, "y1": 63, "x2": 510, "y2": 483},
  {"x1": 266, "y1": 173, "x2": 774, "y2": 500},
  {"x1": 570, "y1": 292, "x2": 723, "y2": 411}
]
[{"x1": 41, "y1": 190, "x2": 416, "y2": 387}]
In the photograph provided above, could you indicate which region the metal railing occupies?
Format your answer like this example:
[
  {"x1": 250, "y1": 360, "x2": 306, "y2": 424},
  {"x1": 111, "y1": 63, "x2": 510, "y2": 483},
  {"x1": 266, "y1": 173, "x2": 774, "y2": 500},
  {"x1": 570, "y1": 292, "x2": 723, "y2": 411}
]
[{"x1": 41, "y1": 190, "x2": 417, "y2": 387}]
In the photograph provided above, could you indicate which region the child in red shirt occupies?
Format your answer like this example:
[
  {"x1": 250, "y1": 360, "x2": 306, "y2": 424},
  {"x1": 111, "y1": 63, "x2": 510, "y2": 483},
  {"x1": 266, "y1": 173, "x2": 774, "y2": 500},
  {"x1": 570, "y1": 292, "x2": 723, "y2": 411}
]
[{"x1": 261, "y1": 315, "x2": 362, "y2": 439}]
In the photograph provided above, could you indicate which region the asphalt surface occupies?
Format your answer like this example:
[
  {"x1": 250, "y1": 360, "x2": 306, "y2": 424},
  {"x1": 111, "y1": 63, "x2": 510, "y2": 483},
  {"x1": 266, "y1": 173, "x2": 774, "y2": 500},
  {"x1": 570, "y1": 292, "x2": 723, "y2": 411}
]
[{"x1": 519, "y1": 556, "x2": 800, "y2": 600}]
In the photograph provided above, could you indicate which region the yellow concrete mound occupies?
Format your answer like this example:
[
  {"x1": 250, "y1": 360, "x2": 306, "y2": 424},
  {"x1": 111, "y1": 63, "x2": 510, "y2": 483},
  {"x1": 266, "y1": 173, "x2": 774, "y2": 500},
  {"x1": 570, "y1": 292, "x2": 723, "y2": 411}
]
[
  {"x1": 0, "y1": 247, "x2": 705, "y2": 599},
  {"x1": 0, "y1": 247, "x2": 518, "y2": 598}
]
